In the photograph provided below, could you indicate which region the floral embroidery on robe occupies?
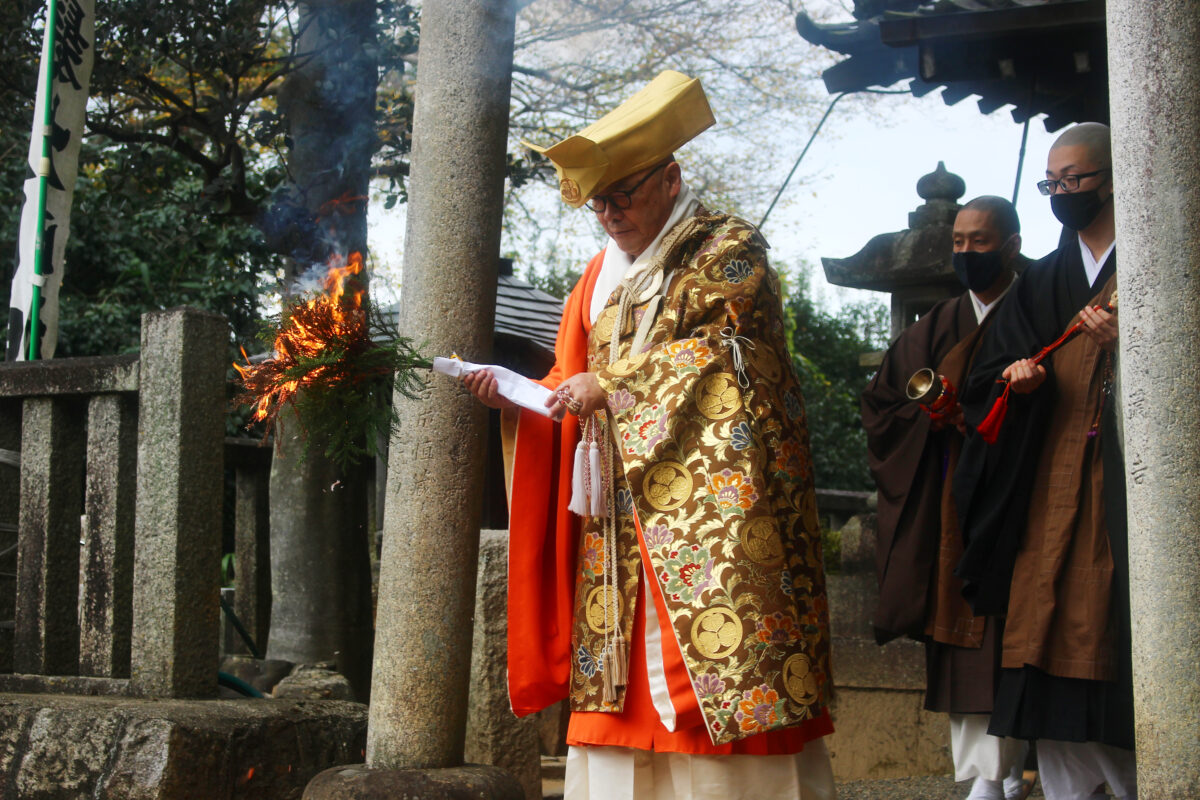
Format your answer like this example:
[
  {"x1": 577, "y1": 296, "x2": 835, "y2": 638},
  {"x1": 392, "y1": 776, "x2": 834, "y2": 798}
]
[{"x1": 567, "y1": 212, "x2": 832, "y2": 745}]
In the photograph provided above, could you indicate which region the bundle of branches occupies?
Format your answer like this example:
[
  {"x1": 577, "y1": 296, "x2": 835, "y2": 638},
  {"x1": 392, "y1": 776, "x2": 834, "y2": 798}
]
[{"x1": 235, "y1": 254, "x2": 430, "y2": 469}]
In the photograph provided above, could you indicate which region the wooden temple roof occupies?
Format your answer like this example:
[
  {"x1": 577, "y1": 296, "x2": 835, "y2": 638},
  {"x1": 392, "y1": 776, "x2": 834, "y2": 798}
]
[
  {"x1": 797, "y1": 0, "x2": 1107, "y2": 131},
  {"x1": 494, "y1": 268, "x2": 562, "y2": 355}
]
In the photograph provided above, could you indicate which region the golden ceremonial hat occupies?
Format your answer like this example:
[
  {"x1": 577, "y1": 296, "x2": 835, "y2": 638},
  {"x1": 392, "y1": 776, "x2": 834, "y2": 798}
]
[{"x1": 524, "y1": 70, "x2": 715, "y2": 208}]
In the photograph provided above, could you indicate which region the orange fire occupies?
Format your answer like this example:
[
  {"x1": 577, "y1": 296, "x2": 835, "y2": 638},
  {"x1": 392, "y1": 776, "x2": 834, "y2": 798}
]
[{"x1": 235, "y1": 251, "x2": 371, "y2": 428}]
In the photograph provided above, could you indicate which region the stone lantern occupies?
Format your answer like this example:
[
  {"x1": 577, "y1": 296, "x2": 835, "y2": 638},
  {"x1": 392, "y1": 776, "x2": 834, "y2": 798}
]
[{"x1": 822, "y1": 162, "x2": 966, "y2": 340}]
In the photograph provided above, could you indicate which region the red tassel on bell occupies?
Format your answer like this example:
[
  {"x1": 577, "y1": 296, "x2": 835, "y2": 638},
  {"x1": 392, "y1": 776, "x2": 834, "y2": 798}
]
[{"x1": 976, "y1": 382, "x2": 1012, "y2": 445}]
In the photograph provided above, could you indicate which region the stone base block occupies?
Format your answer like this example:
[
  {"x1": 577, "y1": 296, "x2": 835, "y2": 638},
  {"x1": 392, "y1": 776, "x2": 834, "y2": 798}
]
[
  {"x1": 0, "y1": 693, "x2": 367, "y2": 799},
  {"x1": 303, "y1": 763, "x2": 523, "y2": 800},
  {"x1": 220, "y1": 656, "x2": 295, "y2": 696},
  {"x1": 824, "y1": 686, "x2": 952, "y2": 781},
  {"x1": 272, "y1": 664, "x2": 356, "y2": 701},
  {"x1": 465, "y1": 532, "x2": 541, "y2": 800}
]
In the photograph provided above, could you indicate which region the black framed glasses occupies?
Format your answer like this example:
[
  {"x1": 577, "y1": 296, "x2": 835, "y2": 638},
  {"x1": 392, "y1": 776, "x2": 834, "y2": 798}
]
[
  {"x1": 585, "y1": 163, "x2": 668, "y2": 212},
  {"x1": 1036, "y1": 168, "x2": 1110, "y2": 196}
]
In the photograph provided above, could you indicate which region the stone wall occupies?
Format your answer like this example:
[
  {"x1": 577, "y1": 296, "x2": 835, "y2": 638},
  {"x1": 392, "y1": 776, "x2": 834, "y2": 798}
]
[
  {"x1": 823, "y1": 514, "x2": 952, "y2": 780},
  {"x1": 0, "y1": 308, "x2": 363, "y2": 800},
  {"x1": 0, "y1": 309, "x2": 228, "y2": 697}
]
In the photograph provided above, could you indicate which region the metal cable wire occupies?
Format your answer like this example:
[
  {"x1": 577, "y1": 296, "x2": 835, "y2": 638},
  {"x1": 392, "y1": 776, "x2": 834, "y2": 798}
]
[{"x1": 759, "y1": 87, "x2": 914, "y2": 230}]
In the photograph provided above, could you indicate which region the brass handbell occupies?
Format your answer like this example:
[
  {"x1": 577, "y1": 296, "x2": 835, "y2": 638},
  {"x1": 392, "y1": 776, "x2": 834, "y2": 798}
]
[
  {"x1": 906, "y1": 368, "x2": 941, "y2": 404},
  {"x1": 906, "y1": 368, "x2": 960, "y2": 421}
]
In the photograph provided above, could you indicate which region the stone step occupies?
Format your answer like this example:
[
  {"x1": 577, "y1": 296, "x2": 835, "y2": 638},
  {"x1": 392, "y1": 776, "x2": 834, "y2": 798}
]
[{"x1": 541, "y1": 755, "x2": 565, "y2": 799}]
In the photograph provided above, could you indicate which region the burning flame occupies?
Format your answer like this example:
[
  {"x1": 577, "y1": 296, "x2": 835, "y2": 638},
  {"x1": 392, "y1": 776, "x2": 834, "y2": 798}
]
[
  {"x1": 233, "y1": 240, "x2": 430, "y2": 467},
  {"x1": 235, "y1": 251, "x2": 371, "y2": 428}
]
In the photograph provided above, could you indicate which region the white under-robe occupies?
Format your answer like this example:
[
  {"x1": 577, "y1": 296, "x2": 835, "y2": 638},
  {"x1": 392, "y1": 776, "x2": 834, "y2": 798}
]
[{"x1": 950, "y1": 712, "x2": 1027, "y2": 782}]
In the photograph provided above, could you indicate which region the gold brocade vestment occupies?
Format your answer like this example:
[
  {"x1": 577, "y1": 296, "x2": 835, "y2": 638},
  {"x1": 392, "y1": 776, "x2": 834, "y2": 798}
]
[{"x1": 567, "y1": 212, "x2": 832, "y2": 746}]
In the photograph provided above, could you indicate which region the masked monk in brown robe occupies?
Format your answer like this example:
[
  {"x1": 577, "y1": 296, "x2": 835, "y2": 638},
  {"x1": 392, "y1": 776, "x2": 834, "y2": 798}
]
[{"x1": 954, "y1": 123, "x2": 1135, "y2": 800}]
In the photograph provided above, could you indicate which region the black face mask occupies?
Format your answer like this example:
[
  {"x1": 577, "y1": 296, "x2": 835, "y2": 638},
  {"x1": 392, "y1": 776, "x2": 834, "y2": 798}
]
[
  {"x1": 1050, "y1": 189, "x2": 1111, "y2": 231},
  {"x1": 953, "y1": 249, "x2": 1007, "y2": 294}
]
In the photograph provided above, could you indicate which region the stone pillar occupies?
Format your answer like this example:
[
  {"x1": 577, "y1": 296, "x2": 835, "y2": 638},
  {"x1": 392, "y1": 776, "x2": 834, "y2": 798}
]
[
  {"x1": 14, "y1": 396, "x2": 85, "y2": 675},
  {"x1": 233, "y1": 443, "x2": 272, "y2": 656},
  {"x1": 367, "y1": 0, "x2": 516, "y2": 772},
  {"x1": 1108, "y1": 4, "x2": 1200, "y2": 793},
  {"x1": 0, "y1": 400, "x2": 18, "y2": 673},
  {"x1": 78, "y1": 393, "x2": 137, "y2": 678},
  {"x1": 130, "y1": 308, "x2": 227, "y2": 698},
  {"x1": 267, "y1": 425, "x2": 374, "y2": 699}
]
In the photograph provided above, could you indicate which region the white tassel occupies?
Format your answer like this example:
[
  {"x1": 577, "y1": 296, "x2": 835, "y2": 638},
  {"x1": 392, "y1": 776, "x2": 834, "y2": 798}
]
[
  {"x1": 612, "y1": 635, "x2": 628, "y2": 688},
  {"x1": 588, "y1": 442, "x2": 605, "y2": 518},
  {"x1": 568, "y1": 441, "x2": 589, "y2": 515}
]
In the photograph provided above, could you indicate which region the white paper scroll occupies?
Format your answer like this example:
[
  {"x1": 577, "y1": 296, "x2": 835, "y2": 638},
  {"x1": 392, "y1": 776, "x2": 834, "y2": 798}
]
[{"x1": 432, "y1": 357, "x2": 554, "y2": 417}]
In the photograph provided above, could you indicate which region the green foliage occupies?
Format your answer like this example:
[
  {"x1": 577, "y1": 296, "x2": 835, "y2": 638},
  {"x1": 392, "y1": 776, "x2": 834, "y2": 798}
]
[
  {"x1": 283, "y1": 329, "x2": 429, "y2": 470},
  {"x1": 221, "y1": 552, "x2": 236, "y2": 588},
  {"x1": 519, "y1": 260, "x2": 581, "y2": 300},
  {"x1": 239, "y1": 298, "x2": 430, "y2": 470},
  {"x1": 2, "y1": 1, "x2": 422, "y2": 359},
  {"x1": 1, "y1": 128, "x2": 278, "y2": 359},
  {"x1": 54, "y1": 142, "x2": 283, "y2": 356},
  {"x1": 786, "y1": 270, "x2": 889, "y2": 491},
  {"x1": 821, "y1": 527, "x2": 842, "y2": 576}
]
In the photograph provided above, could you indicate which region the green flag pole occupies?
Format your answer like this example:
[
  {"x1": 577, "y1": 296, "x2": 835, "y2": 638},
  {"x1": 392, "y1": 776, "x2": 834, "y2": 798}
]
[{"x1": 28, "y1": 0, "x2": 60, "y2": 361}]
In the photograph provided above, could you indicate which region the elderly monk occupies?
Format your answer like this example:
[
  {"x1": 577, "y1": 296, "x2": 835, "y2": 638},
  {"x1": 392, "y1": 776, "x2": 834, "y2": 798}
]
[
  {"x1": 953, "y1": 123, "x2": 1135, "y2": 800},
  {"x1": 464, "y1": 71, "x2": 834, "y2": 799},
  {"x1": 863, "y1": 196, "x2": 1032, "y2": 800}
]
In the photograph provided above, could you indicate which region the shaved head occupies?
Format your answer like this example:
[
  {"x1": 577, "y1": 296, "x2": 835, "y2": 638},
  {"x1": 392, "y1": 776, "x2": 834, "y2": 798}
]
[
  {"x1": 1050, "y1": 122, "x2": 1111, "y2": 168},
  {"x1": 961, "y1": 195, "x2": 1020, "y2": 239}
]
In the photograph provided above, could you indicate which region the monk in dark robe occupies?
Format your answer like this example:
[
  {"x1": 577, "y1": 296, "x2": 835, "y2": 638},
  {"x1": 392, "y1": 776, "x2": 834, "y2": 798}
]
[
  {"x1": 863, "y1": 196, "x2": 1032, "y2": 800},
  {"x1": 953, "y1": 123, "x2": 1136, "y2": 800}
]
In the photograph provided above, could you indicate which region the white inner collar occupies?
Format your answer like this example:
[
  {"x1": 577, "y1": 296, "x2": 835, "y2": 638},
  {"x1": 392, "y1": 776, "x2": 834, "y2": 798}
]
[{"x1": 1078, "y1": 233, "x2": 1115, "y2": 289}]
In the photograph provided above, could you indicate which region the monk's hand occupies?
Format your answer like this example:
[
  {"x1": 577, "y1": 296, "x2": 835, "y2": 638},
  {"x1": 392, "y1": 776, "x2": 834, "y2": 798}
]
[
  {"x1": 462, "y1": 368, "x2": 516, "y2": 410},
  {"x1": 929, "y1": 406, "x2": 966, "y2": 436},
  {"x1": 954, "y1": 412, "x2": 968, "y2": 437},
  {"x1": 1079, "y1": 304, "x2": 1118, "y2": 351},
  {"x1": 547, "y1": 372, "x2": 607, "y2": 422},
  {"x1": 1003, "y1": 358, "x2": 1047, "y2": 394}
]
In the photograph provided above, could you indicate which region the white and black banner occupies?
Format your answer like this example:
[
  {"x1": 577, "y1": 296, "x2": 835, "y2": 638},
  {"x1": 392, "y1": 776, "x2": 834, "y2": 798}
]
[{"x1": 6, "y1": 0, "x2": 95, "y2": 360}]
